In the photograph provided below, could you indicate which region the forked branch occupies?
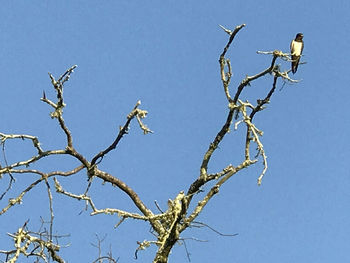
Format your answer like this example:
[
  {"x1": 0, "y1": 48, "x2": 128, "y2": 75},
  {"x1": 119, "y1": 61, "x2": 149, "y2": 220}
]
[{"x1": 152, "y1": 24, "x2": 302, "y2": 263}]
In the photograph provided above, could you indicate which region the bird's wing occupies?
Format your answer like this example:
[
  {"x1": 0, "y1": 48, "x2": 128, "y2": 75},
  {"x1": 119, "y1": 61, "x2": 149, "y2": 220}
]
[{"x1": 301, "y1": 41, "x2": 304, "y2": 55}]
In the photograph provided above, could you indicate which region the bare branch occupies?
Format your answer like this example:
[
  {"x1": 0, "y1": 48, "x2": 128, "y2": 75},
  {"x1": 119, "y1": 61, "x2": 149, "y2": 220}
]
[
  {"x1": 0, "y1": 224, "x2": 66, "y2": 263},
  {"x1": 0, "y1": 133, "x2": 44, "y2": 154},
  {"x1": 219, "y1": 24, "x2": 246, "y2": 102},
  {"x1": 0, "y1": 177, "x2": 43, "y2": 216},
  {"x1": 182, "y1": 159, "x2": 256, "y2": 232},
  {"x1": 191, "y1": 221, "x2": 238, "y2": 237},
  {"x1": 54, "y1": 178, "x2": 158, "y2": 223},
  {"x1": 219, "y1": 24, "x2": 246, "y2": 59},
  {"x1": 92, "y1": 170, "x2": 164, "y2": 234},
  {"x1": 232, "y1": 51, "x2": 279, "y2": 104},
  {"x1": 0, "y1": 166, "x2": 83, "y2": 215},
  {"x1": 90, "y1": 100, "x2": 152, "y2": 166}
]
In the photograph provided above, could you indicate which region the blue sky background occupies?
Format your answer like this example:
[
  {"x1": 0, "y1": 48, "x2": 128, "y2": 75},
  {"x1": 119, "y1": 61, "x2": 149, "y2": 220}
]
[{"x1": 1, "y1": 1, "x2": 349, "y2": 262}]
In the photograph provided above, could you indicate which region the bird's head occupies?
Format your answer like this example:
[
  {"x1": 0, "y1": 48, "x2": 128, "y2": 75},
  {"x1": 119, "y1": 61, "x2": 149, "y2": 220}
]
[{"x1": 295, "y1": 33, "x2": 303, "y2": 41}]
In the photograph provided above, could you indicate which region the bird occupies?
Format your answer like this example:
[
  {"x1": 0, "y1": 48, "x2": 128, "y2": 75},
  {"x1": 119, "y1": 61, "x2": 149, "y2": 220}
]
[{"x1": 290, "y1": 33, "x2": 304, "y2": 74}]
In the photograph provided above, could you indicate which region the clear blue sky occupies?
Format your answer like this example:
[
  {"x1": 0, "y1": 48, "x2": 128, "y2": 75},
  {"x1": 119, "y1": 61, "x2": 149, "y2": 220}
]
[{"x1": 1, "y1": 1, "x2": 349, "y2": 262}]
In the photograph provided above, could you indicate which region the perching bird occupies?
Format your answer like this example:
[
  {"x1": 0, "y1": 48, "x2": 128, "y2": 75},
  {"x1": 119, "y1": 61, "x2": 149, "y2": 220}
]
[{"x1": 290, "y1": 33, "x2": 304, "y2": 74}]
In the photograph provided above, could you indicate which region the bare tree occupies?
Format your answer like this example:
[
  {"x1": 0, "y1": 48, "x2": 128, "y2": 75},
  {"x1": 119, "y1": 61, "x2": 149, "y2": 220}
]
[{"x1": 0, "y1": 24, "x2": 301, "y2": 263}]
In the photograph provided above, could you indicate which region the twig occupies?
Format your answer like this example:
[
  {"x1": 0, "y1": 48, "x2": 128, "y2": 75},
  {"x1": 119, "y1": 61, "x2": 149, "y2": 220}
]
[
  {"x1": 191, "y1": 221, "x2": 238, "y2": 237},
  {"x1": 90, "y1": 100, "x2": 152, "y2": 166}
]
